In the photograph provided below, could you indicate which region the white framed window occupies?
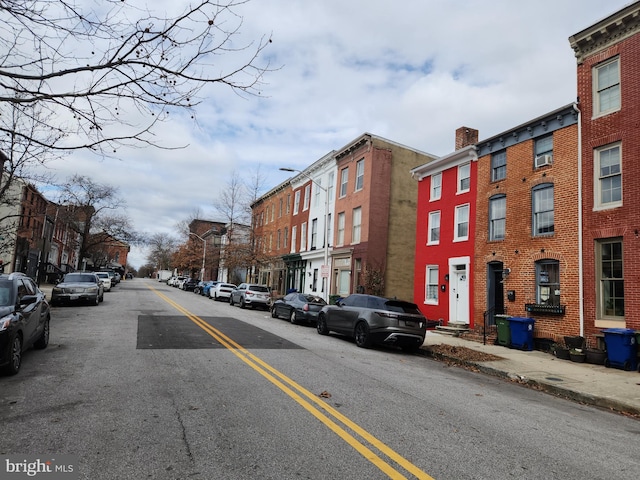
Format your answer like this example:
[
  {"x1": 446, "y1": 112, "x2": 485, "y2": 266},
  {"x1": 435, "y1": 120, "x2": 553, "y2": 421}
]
[
  {"x1": 489, "y1": 195, "x2": 506, "y2": 241},
  {"x1": 293, "y1": 190, "x2": 301, "y2": 215},
  {"x1": 303, "y1": 184, "x2": 311, "y2": 211},
  {"x1": 327, "y1": 172, "x2": 335, "y2": 204},
  {"x1": 352, "y1": 207, "x2": 362, "y2": 244},
  {"x1": 425, "y1": 265, "x2": 439, "y2": 304},
  {"x1": 311, "y1": 219, "x2": 318, "y2": 249},
  {"x1": 532, "y1": 184, "x2": 554, "y2": 236},
  {"x1": 430, "y1": 173, "x2": 442, "y2": 201},
  {"x1": 314, "y1": 179, "x2": 322, "y2": 207},
  {"x1": 300, "y1": 222, "x2": 307, "y2": 252},
  {"x1": 458, "y1": 163, "x2": 471, "y2": 193},
  {"x1": 597, "y1": 238, "x2": 624, "y2": 319},
  {"x1": 454, "y1": 204, "x2": 469, "y2": 241},
  {"x1": 594, "y1": 57, "x2": 620, "y2": 117},
  {"x1": 337, "y1": 212, "x2": 345, "y2": 246},
  {"x1": 428, "y1": 211, "x2": 440, "y2": 245},
  {"x1": 340, "y1": 168, "x2": 348, "y2": 197},
  {"x1": 595, "y1": 143, "x2": 622, "y2": 209},
  {"x1": 291, "y1": 226, "x2": 297, "y2": 253},
  {"x1": 355, "y1": 159, "x2": 364, "y2": 191},
  {"x1": 534, "y1": 135, "x2": 554, "y2": 168}
]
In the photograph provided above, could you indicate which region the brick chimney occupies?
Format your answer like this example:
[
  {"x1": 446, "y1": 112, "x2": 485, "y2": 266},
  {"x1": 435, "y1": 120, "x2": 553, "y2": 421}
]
[{"x1": 455, "y1": 127, "x2": 479, "y2": 150}]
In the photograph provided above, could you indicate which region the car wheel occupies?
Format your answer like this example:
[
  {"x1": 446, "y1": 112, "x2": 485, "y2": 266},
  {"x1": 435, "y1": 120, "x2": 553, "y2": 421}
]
[
  {"x1": 271, "y1": 306, "x2": 278, "y2": 318},
  {"x1": 239, "y1": 297, "x2": 246, "y2": 309},
  {"x1": 99, "y1": 292, "x2": 104, "y2": 302},
  {"x1": 229, "y1": 296, "x2": 234, "y2": 306},
  {"x1": 34, "y1": 317, "x2": 50, "y2": 350},
  {"x1": 4, "y1": 334, "x2": 22, "y2": 375},
  {"x1": 290, "y1": 310, "x2": 297, "y2": 324},
  {"x1": 354, "y1": 321, "x2": 372, "y2": 348},
  {"x1": 317, "y1": 314, "x2": 329, "y2": 335},
  {"x1": 92, "y1": 294, "x2": 99, "y2": 306}
]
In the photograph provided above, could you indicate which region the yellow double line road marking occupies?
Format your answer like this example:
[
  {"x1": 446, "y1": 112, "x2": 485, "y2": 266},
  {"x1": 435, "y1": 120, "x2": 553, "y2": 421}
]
[{"x1": 150, "y1": 285, "x2": 434, "y2": 480}]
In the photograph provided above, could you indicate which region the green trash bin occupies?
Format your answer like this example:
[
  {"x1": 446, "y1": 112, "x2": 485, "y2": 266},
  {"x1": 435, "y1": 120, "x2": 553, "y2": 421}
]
[{"x1": 495, "y1": 314, "x2": 510, "y2": 346}]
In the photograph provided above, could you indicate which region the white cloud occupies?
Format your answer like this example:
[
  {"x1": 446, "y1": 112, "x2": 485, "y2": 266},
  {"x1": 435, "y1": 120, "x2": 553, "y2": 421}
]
[{"x1": 40, "y1": 0, "x2": 629, "y2": 268}]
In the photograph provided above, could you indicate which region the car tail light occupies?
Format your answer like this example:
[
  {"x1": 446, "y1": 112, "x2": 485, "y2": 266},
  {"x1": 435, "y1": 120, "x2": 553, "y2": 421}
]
[{"x1": 303, "y1": 304, "x2": 309, "y2": 312}]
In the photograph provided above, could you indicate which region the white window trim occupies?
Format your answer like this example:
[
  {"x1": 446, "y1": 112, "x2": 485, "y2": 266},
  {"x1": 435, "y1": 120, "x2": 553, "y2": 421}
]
[
  {"x1": 594, "y1": 142, "x2": 622, "y2": 211},
  {"x1": 457, "y1": 163, "x2": 471, "y2": 194},
  {"x1": 430, "y1": 173, "x2": 442, "y2": 201},
  {"x1": 293, "y1": 190, "x2": 301, "y2": 215},
  {"x1": 454, "y1": 204, "x2": 470, "y2": 242},
  {"x1": 340, "y1": 168, "x2": 348, "y2": 198},
  {"x1": 425, "y1": 265, "x2": 439, "y2": 305},
  {"x1": 427, "y1": 211, "x2": 440, "y2": 245},
  {"x1": 300, "y1": 222, "x2": 307, "y2": 252},
  {"x1": 291, "y1": 226, "x2": 297, "y2": 253},
  {"x1": 355, "y1": 159, "x2": 364, "y2": 192},
  {"x1": 303, "y1": 184, "x2": 311, "y2": 211},
  {"x1": 352, "y1": 207, "x2": 362, "y2": 244},
  {"x1": 593, "y1": 56, "x2": 621, "y2": 119}
]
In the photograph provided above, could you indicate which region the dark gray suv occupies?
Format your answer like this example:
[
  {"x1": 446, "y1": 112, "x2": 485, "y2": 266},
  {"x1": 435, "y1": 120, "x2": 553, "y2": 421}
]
[{"x1": 316, "y1": 294, "x2": 427, "y2": 352}]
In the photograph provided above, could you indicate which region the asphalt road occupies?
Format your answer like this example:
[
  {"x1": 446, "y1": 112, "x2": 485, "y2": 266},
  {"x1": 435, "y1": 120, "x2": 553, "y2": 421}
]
[{"x1": 1, "y1": 279, "x2": 638, "y2": 480}]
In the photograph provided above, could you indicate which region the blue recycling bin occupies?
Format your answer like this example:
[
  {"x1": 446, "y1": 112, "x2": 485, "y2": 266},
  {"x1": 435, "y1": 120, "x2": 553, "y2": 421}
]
[
  {"x1": 508, "y1": 317, "x2": 535, "y2": 351},
  {"x1": 603, "y1": 328, "x2": 637, "y2": 371}
]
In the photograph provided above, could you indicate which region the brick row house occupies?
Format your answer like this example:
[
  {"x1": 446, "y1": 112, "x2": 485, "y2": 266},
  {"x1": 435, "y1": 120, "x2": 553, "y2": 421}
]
[
  {"x1": 570, "y1": 2, "x2": 640, "y2": 339},
  {"x1": 410, "y1": 2, "x2": 640, "y2": 348},
  {"x1": 252, "y1": 133, "x2": 436, "y2": 301},
  {"x1": 0, "y1": 169, "x2": 130, "y2": 283}
]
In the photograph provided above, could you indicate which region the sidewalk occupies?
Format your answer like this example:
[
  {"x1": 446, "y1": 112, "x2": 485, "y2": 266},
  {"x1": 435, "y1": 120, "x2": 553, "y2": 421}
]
[{"x1": 419, "y1": 331, "x2": 640, "y2": 417}]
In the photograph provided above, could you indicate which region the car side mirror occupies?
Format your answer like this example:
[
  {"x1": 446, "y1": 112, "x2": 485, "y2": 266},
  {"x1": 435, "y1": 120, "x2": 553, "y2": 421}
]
[{"x1": 19, "y1": 295, "x2": 38, "y2": 307}]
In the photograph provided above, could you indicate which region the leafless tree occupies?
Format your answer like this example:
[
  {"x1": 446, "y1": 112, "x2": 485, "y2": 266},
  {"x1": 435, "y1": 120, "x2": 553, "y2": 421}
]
[
  {"x1": 55, "y1": 174, "x2": 132, "y2": 264},
  {"x1": 145, "y1": 232, "x2": 179, "y2": 271},
  {"x1": 0, "y1": 0, "x2": 273, "y2": 157}
]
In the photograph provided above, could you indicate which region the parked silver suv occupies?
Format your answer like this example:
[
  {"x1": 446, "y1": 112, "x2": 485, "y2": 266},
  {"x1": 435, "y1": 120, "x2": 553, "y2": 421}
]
[
  {"x1": 316, "y1": 294, "x2": 428, "y2": 352},
  {"x1": 229, "y1": 283, "x2": 271, "y2": 310}
]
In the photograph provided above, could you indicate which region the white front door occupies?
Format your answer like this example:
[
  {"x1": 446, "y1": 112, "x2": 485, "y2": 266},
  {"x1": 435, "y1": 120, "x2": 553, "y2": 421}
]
[{"x1": 450, "y1": 265, "x2": 469, "y2": 324}]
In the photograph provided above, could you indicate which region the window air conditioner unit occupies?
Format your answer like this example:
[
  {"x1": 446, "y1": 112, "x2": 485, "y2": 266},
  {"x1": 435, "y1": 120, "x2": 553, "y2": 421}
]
[{"x1": 535, "y1": 154, "x2": 553, "y2": 168}]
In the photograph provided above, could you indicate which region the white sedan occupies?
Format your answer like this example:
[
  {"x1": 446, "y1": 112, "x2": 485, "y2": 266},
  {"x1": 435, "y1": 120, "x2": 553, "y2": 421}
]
[
  {"x1": 95, "y1": 271, "x2": 112, "y2": 292},
  {"x1": 211, "y1": 283, "x2": 236, "y2": 301}
]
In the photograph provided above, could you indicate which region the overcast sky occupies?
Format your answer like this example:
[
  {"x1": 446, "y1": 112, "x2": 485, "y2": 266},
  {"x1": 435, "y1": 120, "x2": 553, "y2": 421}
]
[{"x1": 43, "y1": 0, "x2": 631, "y2": 269}]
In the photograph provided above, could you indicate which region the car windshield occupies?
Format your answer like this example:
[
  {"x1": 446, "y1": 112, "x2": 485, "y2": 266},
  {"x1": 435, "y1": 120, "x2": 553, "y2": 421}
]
[
  {"x1": 0, "y1": 284, "x2": 12, "y2": 306},
  {"x1": 64, "y1": 274, "x2": 97, "y2": 283}
]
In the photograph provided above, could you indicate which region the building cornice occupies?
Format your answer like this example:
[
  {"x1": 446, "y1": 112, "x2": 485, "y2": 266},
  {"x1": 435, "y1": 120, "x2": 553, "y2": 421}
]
[{"x1": 569, "y1": 2, "x2": 640, "y2": 64}]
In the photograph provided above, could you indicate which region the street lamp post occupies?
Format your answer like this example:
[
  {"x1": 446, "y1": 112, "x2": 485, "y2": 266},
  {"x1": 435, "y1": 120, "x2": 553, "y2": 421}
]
[
  {"x1": 189, "y1": 232, "x2": 206, "y2": 281},
  {"x1": 280, "y1": 167, "x2": 331, "y2": 302}
]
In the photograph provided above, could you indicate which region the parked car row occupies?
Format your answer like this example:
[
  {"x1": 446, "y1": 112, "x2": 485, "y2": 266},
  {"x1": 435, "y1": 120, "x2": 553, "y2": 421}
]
[
  {"x1": 169, "y1": 278, "x2": 428, "y2": 354},
  {"x1": 168, "y1": 277, "x2": 239, "y2": 302},
  {"x1": 51, "y1": 270, "x2": 123, "y2": 307}
]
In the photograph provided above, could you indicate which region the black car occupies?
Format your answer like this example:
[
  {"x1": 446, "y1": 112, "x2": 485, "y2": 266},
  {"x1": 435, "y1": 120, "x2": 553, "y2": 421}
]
[
  {"x1": 182, "y1": 278, "x2": 199, "y2": 292},
  {"x1": 316, "y1": 294, "x2": 428, "y2": 352},
  {"x1": 0, "y1": 273, "x2": 51, "y2": 375},
  {"x1": 271, "y1": 293, "x2": 327, "y2": 325}
]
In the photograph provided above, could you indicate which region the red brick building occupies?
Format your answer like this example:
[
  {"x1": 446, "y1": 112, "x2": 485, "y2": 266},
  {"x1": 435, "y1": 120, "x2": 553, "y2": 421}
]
[
  {"x1": 570, "y1": 2, "x2": 640, "y2": 341},
  {"x1": 473, "y1": 105, "x2": 580, "y2": 345}
]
